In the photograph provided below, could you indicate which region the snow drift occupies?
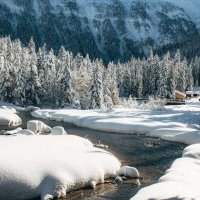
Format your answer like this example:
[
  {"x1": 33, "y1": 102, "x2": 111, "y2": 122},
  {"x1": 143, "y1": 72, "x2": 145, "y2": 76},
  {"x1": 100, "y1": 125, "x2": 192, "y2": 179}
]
[
  {"x1": 131, "y1": 144, "x2": 200, "y2": 200},
  {"x1": 32, "y1": 99, "x2": 200, "y2": 144},
  {"x1": 31, "y1": 100, "x2": 200, "y2": 199},
  {"x1": 0, "y1": 135, "x2": 139, "y2": 200}
]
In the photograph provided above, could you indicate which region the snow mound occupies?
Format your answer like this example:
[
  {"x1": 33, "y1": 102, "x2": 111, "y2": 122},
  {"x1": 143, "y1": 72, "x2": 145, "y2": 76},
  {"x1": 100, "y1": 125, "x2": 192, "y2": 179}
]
[
  {"x1": 50, "y1": 126, "x2": 67, "y2": 135},
  {"x1": 118, "y1": 166, "x2": 141, "y2": 185},
  {"x1": 131, "y1": 144, "x2": 200, "y2": 200},
  {"x1": 27, "y1": 120, "x2": 52, "y2": 134},
  {"x1": 118, "y1": 166, "x2": 140, "y2": 178},
  {"x1": 0, "y1": 106, "x2": 22, "y2": 128},
  {"x1": 0, "y1": 135, "x2": 137, "y2": 200}
]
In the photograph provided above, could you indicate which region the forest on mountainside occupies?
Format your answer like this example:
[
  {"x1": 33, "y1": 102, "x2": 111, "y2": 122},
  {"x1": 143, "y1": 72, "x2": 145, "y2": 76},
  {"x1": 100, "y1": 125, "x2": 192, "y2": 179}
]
[{"x1": 0, "y1": 37, "x2": 197, "y2": 109}]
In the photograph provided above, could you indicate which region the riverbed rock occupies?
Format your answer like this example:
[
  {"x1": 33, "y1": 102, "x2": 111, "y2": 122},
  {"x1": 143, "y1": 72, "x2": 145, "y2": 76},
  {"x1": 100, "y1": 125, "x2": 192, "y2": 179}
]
[
  {"x1": 114, "y1": 176, "x2": 123, "y2": 184},
  {"x1": 118, "y1": 166, "x2": 140, "y2": 178}
]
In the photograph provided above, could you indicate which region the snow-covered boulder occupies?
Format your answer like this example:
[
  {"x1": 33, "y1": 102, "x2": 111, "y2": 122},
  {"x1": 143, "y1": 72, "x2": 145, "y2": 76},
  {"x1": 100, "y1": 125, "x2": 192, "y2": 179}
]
[
  {"x1": 27, "y1": 120, "x2": 51, "y2": 134},
  {"x1": 0, "y1": 135, "x2": 121, "y2": 200},
  {"x1": 118, "y1": 166, "x2": 141, "y2": 185},
  {"x1": 118, "y1": 166, "x2": 140, "y2": 178},
  {"x1": 131, "y1": 144, "x2": 200, "y2": 200},
  {"x1": 50, "y1": 126, "x2": 67, "y2": 135},
  {"x1": 0, "y1": 107, "x2": 22, "y2": 128}
]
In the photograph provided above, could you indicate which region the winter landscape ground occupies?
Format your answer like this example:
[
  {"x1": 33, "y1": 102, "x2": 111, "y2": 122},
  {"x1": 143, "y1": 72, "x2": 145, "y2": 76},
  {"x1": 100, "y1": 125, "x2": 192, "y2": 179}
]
[
  {"x1": 32, "y1": 98, "x2": 200, "y2": 145},
  {"x1": 1, "y1": 0, "x2": 200, "y2": 200},
  {"x1": 1, "y1": 97, "x2": 200, "y2": 199}
]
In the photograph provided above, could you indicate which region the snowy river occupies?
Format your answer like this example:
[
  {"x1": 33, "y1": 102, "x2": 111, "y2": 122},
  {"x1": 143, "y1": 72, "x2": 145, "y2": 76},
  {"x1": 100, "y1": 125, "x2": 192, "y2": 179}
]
[{"x1": 18, "y1": 111, "x2": 185, "y2": 200}]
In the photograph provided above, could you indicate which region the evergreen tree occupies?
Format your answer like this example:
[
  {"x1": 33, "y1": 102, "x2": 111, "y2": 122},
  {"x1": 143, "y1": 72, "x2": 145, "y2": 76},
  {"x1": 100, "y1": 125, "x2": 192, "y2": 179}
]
[{"x1": 90, "y1": 60, "x2": 104, "y2": 109}]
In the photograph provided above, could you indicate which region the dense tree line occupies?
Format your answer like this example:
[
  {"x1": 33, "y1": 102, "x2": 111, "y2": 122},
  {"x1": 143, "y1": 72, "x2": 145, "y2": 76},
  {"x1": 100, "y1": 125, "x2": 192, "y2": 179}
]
[{"x1": 0, "y1": 37, "x2": 195, "y2": 109}]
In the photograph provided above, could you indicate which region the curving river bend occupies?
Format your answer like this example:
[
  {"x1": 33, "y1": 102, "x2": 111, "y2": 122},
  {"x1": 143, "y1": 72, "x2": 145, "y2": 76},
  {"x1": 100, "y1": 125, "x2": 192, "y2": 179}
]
[{"x1": 18, "y1": 111, "x2": 185, "y2": 200}]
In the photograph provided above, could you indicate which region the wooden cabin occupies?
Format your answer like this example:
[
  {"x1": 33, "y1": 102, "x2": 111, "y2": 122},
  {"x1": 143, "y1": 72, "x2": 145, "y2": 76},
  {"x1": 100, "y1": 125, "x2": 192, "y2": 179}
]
[
  {"x1": 175, "y1": 90, "x2": 186, "y2": 101},
  {"x1": 166, "y1": 90, "x2": 186, "y2": 105}
]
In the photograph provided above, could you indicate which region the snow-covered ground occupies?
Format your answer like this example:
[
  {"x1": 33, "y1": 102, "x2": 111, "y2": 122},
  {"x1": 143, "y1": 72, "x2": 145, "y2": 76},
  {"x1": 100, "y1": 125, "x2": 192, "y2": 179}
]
[
  {"x1": 31, "y1": 99, "x2": 200, "y2": 199},
  {"x1": 0, "y1": 106, "x2": 22, "y2": 128},
  {"x1": 132, "y1": 143, "x2": 200, "y2": 200},
  {"x1": 0, "y1": 135, "x2": 139, "y2": 200},
  {"x1": 32, "y1": 99, "x2": 200, "y2": 145}
]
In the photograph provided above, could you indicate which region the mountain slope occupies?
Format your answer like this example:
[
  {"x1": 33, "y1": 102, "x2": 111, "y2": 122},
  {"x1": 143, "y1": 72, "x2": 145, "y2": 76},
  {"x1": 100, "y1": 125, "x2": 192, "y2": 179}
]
[{"x1": 0, "y1": 0, "x2": 199, "y2": 61}]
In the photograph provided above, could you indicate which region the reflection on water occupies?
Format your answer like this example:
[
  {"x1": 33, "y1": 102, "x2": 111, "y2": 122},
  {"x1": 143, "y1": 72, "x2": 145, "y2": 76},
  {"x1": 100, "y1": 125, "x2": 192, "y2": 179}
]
[{"x1": 18, "y1": 112, "x2": 185, "y2": 200}]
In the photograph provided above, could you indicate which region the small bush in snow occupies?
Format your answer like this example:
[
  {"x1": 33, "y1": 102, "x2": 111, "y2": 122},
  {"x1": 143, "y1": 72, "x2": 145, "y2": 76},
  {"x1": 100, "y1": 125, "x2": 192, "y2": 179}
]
[
  {"x1": 140, "y1": 97, "x2": 166, "y2": 111},
  {"x1": 120, "y1": 96, "x2": 139, "y2": 109}
]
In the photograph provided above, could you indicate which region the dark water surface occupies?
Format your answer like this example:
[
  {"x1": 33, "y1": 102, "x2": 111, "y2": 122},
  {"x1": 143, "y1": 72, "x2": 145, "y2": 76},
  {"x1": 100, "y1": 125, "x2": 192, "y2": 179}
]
[{"x1": 18, "y1": 111, "x2": 186, "y2": 200}]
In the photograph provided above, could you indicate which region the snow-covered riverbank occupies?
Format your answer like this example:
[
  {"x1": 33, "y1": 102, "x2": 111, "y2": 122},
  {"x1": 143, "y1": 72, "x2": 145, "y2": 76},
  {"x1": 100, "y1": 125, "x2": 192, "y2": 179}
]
[
  {"x1": 132, "y1": 143, "x2": 200, "y2": 199},
  {"x1": 32, "y1": 99, "x2": 200, "y2": 145},
  {"x1": 0, "y1": 135, "x2": 140, "y2": 200},
  {"x1": 31, "y1": 99, "x2": 200, "y2": 199},
  {"x1": 2, "y1": 99, "x2": 199, "y2": 200}
]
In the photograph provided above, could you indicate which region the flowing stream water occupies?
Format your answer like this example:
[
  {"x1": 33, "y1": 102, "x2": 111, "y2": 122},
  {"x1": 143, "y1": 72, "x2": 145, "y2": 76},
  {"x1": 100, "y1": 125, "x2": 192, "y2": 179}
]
[{"x1": 17, "y1": 111, "x2": 186, "y2": 200}]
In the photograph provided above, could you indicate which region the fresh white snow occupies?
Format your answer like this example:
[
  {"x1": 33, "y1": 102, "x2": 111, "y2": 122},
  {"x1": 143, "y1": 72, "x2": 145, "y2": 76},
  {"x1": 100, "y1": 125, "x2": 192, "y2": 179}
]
[
  {"x1": 131, "y1": 143, "x2": 200, "y2": 200},
  {"x1": 31, "y1": 100, "x2": 200, "y2": 199},
  {"x1": 0, "y1": 135, "x2": 138, "y2": 200},
  {"x1": 50, "y1": 126, "x2": 68, "y2": 135},
  {"x1": 32, "y1": 99, "x2": 200, "y2": 145},
  {"x1": 0, "y1": 106, "x2": 22, "y2": 128},
  {"x1": 27, "y1": 120, "x2": 52, "y2": 135}
]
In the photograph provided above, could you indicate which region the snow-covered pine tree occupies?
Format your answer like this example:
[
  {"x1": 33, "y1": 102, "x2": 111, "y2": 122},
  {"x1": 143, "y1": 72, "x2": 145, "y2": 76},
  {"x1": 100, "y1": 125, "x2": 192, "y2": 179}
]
[
  {"x1": 167, "y1": 54, "x2": 176, "y2": 99},
  {"x1": 1, "y1": 37, "x2": 16, "y2": 102},
  {"x1": 156, "y1": 52, "x2": 169, "y2": 98},
  {"x1": 73, "y1": 54, "x2": 92, "y2": 109},
  {"x1": 185, "y1": 61, "x2": 194, "y2": 91},
  {"x1": 58, "y1": 46, "x2": 77, "y2": 107},
  {"x1": 103, "y1": 62, "x2": 120, "y2": 108},
  {"x1": 190, "y1": 56, "x2": 200, "y2": 87},
  {"x1": 89, "y1": 60, "x2": 104, "y2": 109},
  {"x1": 42, "y1": 49, "x2": 57, "y2": 104},
  {"x1": 25, "y1": 38, "x2": 41, "y2": 105},
  {"x1": 129, "y1": 58, "x2": 143, "y2": 98},
  {"x1": 174, "y1": 50, "x2": 186, "y2": 92}
]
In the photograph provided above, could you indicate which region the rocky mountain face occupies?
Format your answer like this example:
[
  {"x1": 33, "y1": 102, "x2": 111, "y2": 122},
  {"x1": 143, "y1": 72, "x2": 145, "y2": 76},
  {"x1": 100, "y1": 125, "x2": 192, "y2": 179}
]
[{"x1": 0, "y1": 0, "x2": 200, "y2": 62}]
